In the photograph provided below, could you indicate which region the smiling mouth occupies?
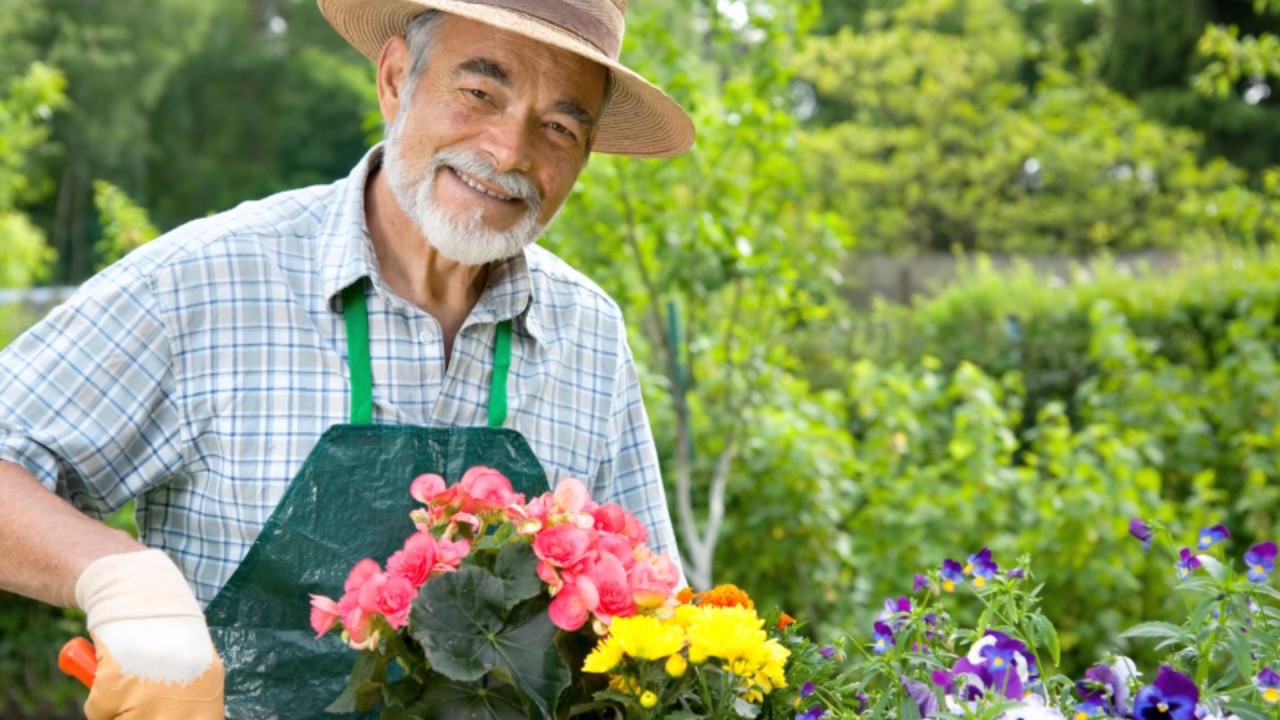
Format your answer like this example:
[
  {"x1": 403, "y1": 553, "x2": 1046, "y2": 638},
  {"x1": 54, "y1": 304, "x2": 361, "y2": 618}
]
[{"x1": 447, "y1": 166, "x2": 520, "y2": 203}]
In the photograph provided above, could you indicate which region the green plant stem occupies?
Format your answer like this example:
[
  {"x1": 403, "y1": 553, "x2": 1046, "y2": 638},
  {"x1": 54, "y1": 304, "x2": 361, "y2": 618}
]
[{"x1": 1196, "y1": 598, "x2": 1227, "y2": 689}]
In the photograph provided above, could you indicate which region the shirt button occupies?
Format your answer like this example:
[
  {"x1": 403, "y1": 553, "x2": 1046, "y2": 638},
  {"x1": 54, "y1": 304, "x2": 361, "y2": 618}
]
[{"x1": 419, "y1": 331, "x2": 429, "y2": 343}]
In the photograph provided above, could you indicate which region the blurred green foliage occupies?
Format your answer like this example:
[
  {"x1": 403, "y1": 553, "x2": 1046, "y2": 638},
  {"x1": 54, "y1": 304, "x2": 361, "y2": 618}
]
[
  {"x1": 769, "y1": 252, "x2": 1280, "y2": 673},
  {"x1": 797, "y1": 0, "x2": 1275, "y2": 253}
]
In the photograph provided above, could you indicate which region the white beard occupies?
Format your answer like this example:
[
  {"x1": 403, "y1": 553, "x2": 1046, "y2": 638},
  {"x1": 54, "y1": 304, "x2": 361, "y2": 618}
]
[{"x1": 381, "y1": 108, "x2": 549, "y2": 267}]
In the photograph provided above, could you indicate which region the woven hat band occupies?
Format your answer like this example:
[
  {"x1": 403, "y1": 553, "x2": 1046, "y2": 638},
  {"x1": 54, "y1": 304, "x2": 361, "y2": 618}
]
[{"x1": 453, "y1": 0, "x2": 622, "y2": 57}]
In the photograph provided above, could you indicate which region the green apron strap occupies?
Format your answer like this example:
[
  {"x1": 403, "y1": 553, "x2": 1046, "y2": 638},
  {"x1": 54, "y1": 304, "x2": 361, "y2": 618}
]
[
  {"x1": 488, "y1": 320, "x2": 512, "y2": 428},
  {"x1": 341, "y1": 282, "x2": 374, "y2": 426}
]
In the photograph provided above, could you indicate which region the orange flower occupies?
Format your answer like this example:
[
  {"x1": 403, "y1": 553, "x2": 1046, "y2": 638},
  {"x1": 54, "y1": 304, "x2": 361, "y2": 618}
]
[
  {"x1": 776, "y1": 612, "x2": 796, "y2": 631},
  {"x1": 698, "y1": 584, "x2": 754, "y2": 609},
  {"x1": 676, "y1": 587, "x2": 696, "y2": 604}
]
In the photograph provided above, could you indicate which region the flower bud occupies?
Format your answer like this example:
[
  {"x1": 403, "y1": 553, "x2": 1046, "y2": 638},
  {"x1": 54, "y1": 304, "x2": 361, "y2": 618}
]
[
  {"x1": 665, "y1": 653, "x2": 688, "y2": 678},
  {"x1": 639, "y1": 690, "x2": 658, "y2": 709}
]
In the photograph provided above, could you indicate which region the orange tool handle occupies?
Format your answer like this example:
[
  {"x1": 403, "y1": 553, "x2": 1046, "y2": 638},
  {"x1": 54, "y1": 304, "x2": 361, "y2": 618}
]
[{"x1": 59, "y1": 637, "x2": 97, "y2": 688}]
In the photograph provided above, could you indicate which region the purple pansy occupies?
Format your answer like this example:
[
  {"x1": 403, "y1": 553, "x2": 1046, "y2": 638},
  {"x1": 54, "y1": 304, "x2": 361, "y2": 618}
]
[
  {"x1": 1130, "y1": 518, "x2": 1153, "y2": 552},
  {"x1": 882, "y1": 596, "x2": 912, "y2": 616},
  {"x1": 1245, "y1": 542, "x2": 1277, "y2": 583},
  {"x1": 1132, "y1": 666, "x2": 1198, "y2": 720},
  {"x1": 794, "y1": 707, "x2": 825, "y2": 720},
  {"x1": 819, "y1": 645, "x2": 835, "y2": 659},
  {"x1": 1197, "y1": 524, "x2": 1230, "y2": 551},
  {"x1": 873, "y1": 621, "x2": 895, "y2": 655},
  {"x1": 801, "y1": 681, "x2": 815, "y2": 698},
  {"x1": 1258, "y1": 667, "x2": 1280, "y2": 705},
  {"x1": 966, "y1": 548, "x2": 999, "y2": 587},
  {"x1": 941, "y1": 559, "x2": 965, "y2": 592},
  {"x1": 901, "y1": 676, "x2": 939, "y2": 717},
  {"x1": 1175, "y1": 548, "x2": 1202, "y2": 580},
  {"x1": 1007, "y1": 567, "x2": 1026, "y2": 580},
  {"x1": 914, "y1": 573, "x2": 931, "y2": 593},
  {"x1": 1075, "y1": 662, "x2": 1131, "y2": 716},
  {"x1": 943, "y1": 630, "x2": 1038, "y2": 701}
]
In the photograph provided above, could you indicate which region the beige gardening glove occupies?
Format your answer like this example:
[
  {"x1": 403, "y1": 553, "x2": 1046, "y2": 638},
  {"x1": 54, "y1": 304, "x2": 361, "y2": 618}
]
[{"x1": 75, "y1": 550, "x2": 224, "y2": 719}]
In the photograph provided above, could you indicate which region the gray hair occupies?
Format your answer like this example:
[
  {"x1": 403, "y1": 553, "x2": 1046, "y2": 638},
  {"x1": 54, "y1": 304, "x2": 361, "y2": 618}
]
[{"x1": 401, "y1": 10, "x2": 445, "y2": 102}]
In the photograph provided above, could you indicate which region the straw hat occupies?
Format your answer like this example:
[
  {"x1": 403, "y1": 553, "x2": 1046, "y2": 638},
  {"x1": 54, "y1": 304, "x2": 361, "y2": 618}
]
[{"x1": 317, "y1": 0, "x2": 695, "y2": 157}]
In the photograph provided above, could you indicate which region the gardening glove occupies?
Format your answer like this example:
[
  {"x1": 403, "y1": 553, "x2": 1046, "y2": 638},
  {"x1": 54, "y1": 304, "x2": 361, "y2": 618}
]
[{"x1": 75, "y1": 549, "x2": 224, "y2": 720}]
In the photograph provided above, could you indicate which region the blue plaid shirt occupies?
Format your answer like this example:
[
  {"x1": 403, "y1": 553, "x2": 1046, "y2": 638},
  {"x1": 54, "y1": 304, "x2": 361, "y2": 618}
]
[{"x1": 0, "y1": 146, "x2": 679, "y2": 605}]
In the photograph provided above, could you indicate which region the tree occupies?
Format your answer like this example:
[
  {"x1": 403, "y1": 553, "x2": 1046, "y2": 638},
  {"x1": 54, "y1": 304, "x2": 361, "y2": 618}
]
[
  {"x1": 0, "y1": 62, "x2": 63, "y2": 290},
  {"x1": 1196, "y1": 0, "x2": 1280, "y2": 97},
  {"x1": 545, "y1": 0, "x2": 858, "y2": 599},
  {"x1": 796, "y1": 0, "x2": 1274, "y2": 254}
]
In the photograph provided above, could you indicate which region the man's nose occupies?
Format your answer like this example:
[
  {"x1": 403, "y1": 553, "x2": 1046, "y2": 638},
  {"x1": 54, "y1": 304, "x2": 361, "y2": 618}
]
[{"x1": 480, "y1": 111, "x2": 536, "y2": 175}]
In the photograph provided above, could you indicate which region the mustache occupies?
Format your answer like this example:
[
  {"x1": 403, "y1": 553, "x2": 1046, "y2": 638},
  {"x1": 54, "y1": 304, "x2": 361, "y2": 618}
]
[{"x1": 429, "y1": 149, "x2": 542, "y2": 209}]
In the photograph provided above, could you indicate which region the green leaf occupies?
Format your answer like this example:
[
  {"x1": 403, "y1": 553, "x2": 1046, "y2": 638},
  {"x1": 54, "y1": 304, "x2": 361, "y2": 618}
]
[
  {"x1": 1030, "y1": 614, "x2": 1061, "y2": 667},
  {"x1": 1118, "y1": 622, "x2": 1189, "y2": 642},
  {"x1": 494, "y1": 542, "x2": 543, "y2": 610},
  {"x1": 1226, "y1": 627, "x2": 1254, "y2": 683},
  {"x1": 326, "y1": 650, "x2": 387, "y2": 714},
  {"x1": 897, "y1": 693, "x2": 922, "y2": 720},
  {"x1": 411, "y1": 566, "x2": 570, "y2": 720},
  {"x1": 417, "y1": 678, "x2": 529, "y2": 720},
  {"x1": 412, "y1": 565, "x2": 508, "y2": 682},
  {"x1": 1224, "y1": 701, "x2": 1274, "y2": 720}
]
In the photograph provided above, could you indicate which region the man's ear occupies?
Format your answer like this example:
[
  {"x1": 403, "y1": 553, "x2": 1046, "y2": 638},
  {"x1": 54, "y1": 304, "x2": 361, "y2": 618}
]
[{"x1": 376, "y1": 35, "x2": 413, "y2": 128}]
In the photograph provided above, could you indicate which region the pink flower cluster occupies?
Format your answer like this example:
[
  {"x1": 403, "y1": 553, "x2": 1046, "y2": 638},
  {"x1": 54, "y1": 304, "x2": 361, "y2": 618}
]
[
  {"x1": 523, "y1": 477, "x2": 681, "y2": 632},
  {"x1": 308, "y1": 467, "x2": 680, "y2": 647}
]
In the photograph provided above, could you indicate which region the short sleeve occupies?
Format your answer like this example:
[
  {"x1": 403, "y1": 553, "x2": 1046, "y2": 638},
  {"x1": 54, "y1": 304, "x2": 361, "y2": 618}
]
[{"x1": 0, "y1": 263, "x2": 184, "y2": 517}]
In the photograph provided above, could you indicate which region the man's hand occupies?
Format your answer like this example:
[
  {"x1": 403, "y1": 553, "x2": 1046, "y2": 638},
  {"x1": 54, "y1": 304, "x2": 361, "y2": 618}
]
[{"x1": 75, "y1": 550, "x2": 224, "y2": 719}]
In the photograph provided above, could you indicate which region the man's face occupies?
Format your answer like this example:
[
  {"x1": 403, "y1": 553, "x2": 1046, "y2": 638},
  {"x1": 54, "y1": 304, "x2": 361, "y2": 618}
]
[{"x1": 380, "y1": 14, "x2": 608, "y2": 266}]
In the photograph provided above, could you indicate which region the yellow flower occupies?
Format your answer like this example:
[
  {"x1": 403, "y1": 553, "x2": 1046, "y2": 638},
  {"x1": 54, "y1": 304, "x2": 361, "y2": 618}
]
[
  {"x1": 665, "y1": 653, "x2": 688, "y2": 678},
  {"x1": 640, "y1": 690, "x2": 658, "y2": 709},
  {"x1": 609, "y1": 615, "x2": 686, "y2": 660},
  {"x1": 672, "y1": 603, "x2": 699, "y2": 629},
  {"x1": 583, "y1": 635, "x2": 624, "y2": 673},
  {"x1": 686, "y1": 605, "x2": 767, "y2": 665}
]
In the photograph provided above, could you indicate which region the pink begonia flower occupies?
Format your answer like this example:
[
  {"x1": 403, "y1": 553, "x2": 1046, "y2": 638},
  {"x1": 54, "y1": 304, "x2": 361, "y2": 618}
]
[
  {"x1": 628, "y1": 556, "x2": 680, "y2": 609},
  {"x1": 553, "y1": 477, "x2": 593, "y2": 515},
  {"x1": 594, "y1": 532, "x2": 637, "y2": 569},
  {"x1": 533, "y1": 523, "x2": 593, "y2": 568},
  {"x1": 355, "y1": 572, "x2": 417, "y2": 630},
  {"x1": 434, "y1": 538, "x2": 471, "y2": 572},
  {"x1": 591, "y1": 556, "x2": 636, "y2": 621},
  {"x1": 572, "y1": 573, "x2": 600, "y2": 612},
  {"x1": 451, "y1": 511, "x2": 482, "y2": 533},
  {"x1": 309, "y1": 594, "x2": 341, "y2": 638},
  {"x1": 591, "y1": 503, "x2": 647, "y2": 543},
  {"x1": 388, "y1": 531, "x2": 437, "y2": 588},
  {"x1": 338, "y1": 591, "x2": 373, "y2": 645},
  {"x1": 344, "y1": 558, "x2": 382, "y2": 595},
  {"x1": 537, "y1": 559, "x2": 563, "y2": 591},
  {"x1": 377, "y1": 575, "x2": 417, "y2": 630},
  {"x1": 410, "y1": 473, "x2": 447, "y2": 504},
  {"x1": 459, "y1": 467, "x2": 525, "y2": 511},
  {"x1": 548, "y1": 583, "x2": 590, "y2": 631}
]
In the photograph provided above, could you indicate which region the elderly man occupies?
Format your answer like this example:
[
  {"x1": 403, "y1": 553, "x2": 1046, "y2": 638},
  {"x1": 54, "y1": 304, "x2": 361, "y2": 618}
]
[{"x1": 0, "y1": 0, "x2": 692, "y2": 716}]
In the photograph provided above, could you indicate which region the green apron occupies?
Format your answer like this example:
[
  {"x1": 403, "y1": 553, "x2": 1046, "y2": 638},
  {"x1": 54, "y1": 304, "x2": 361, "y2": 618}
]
[{"x1": 204, "y1": 281, "x2": 551, "y2": 719}]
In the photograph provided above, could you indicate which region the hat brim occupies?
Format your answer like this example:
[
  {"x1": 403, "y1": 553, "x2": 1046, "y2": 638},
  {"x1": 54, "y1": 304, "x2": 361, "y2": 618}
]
[{"x1": 317, "y1": 0, "x2": 695, "y2": 157}]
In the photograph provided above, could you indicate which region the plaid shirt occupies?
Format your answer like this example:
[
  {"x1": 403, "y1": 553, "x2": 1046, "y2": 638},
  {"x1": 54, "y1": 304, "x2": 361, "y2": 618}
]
[{"x1": 0, "y1": 146, "x2": 679, "y2": 605}]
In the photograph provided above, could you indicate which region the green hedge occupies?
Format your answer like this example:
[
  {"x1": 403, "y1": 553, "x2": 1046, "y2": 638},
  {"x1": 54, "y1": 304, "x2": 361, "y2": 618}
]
[
  {"x1": 851, "y1": 247, "x2": 1280, "y2": 415},
  {"x1": 717, "y1": 249, "x2": 1280, "y2": 675}
]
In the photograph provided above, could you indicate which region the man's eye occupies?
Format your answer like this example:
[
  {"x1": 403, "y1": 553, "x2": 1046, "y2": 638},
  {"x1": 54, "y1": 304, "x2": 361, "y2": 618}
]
[
  {"x1": 548, "y1": 122, "x2": 578, "y2": 141},
  {"x1": 466, "y1": 89, "x2": 491, "y2": 102}
]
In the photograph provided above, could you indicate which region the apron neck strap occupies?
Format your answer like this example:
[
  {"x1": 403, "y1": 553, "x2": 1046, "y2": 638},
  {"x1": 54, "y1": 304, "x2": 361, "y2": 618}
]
[{"x1": 341, "y1": 281, "x2": 513, "y2": 429}]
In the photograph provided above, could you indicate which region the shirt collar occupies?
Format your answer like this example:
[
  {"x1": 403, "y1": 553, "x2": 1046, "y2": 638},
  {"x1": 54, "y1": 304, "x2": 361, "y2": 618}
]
[{"x1": 318, "y1": 143, "x2": 544, "y2": 345}]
